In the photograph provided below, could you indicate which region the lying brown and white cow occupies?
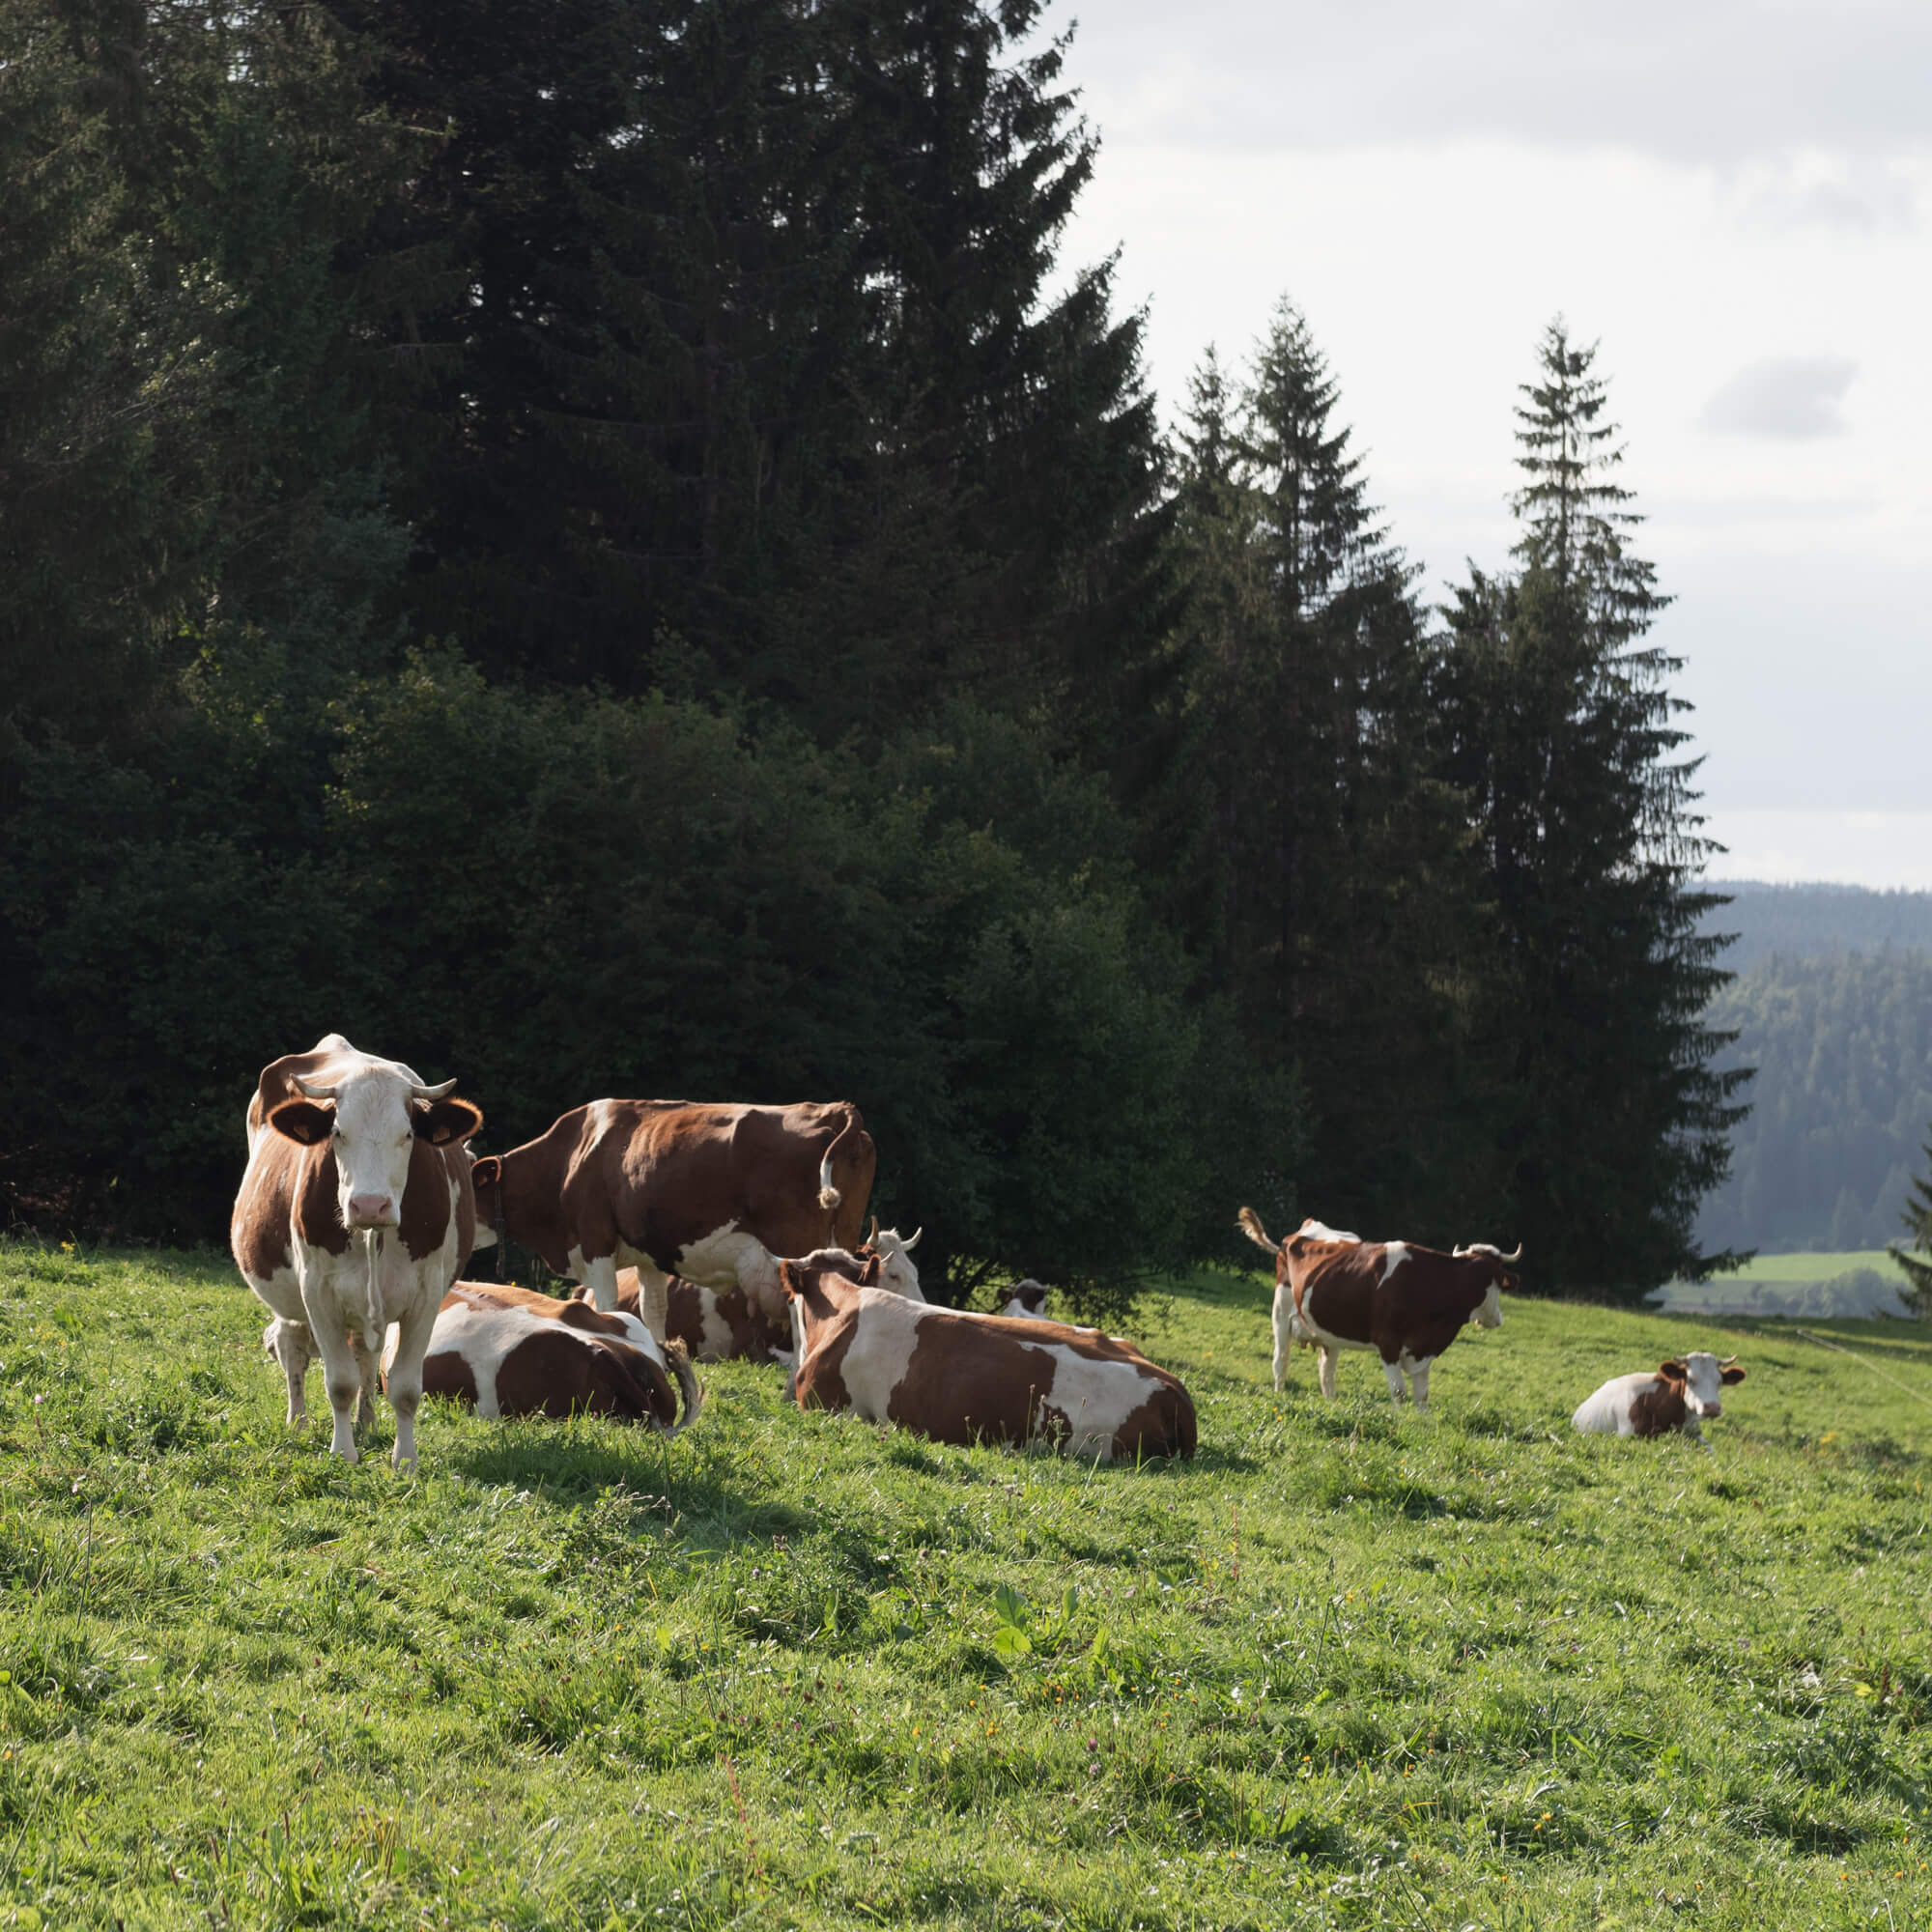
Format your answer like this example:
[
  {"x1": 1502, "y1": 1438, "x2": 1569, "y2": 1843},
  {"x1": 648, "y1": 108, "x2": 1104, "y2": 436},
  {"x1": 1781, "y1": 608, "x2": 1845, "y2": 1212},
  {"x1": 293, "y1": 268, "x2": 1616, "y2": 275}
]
[
  {"x1": 231, "y1": 1035, "x2": 482, "y2": 1467},
  {"x1": 387, "y1": 1282, "x2": 702, "y2": 1431},
  {"x1": 469, "y1": 1098, "x2": 887, "y2": 1338},
  {"x1": 600, "y1": 1221, "x2": 925, "y2": 1366},
  {"x1": 1573, "y1": 1352, "x2": 1746, "y2": 1439},
  {"x1": 780, "y1": 1249, "x2": 1195, "y2": 1462},
  {"x1": 1237, "y1": 1208, "x2": 1515, "y2": 1407}
]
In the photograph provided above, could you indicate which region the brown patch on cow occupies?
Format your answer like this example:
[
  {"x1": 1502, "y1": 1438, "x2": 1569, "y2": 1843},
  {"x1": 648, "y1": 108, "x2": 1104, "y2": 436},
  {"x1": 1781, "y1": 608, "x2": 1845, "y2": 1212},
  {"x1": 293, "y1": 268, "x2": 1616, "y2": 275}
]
[
  {"x1": 1110, "y1": 1382, "x2": 1198, "y2": 1462},
  {"x1": 291, "y1": 1147, "x2": 352, "y2": 1256},
  {"x1": 884, "y1": 1324, "x2": 1066, "y2": 1449},
  {"x1": 231, "y1": 1144, "x2": 300, "y2": 1282},
  {"x1": 397, "y1": 1138, "x2": 454, "y2": 1263},
  {"x1": 421, "y1": 1347, "x2": 480, "y2": 1407},
  {"x1": 1628, "y1": 1363, "x2": 1691, "y2": 1436},
  {"x1": 490, "y1": 1329, "x2": 673, "y2": 1423}
]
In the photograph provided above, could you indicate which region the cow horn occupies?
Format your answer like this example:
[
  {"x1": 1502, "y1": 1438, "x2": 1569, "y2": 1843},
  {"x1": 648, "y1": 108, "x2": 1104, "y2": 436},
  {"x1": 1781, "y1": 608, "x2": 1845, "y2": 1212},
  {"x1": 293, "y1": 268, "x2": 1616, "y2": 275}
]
[
  {"x1": 1718, "y1": 1353, "x2": 1739, "y2": 1366},
  {"x1": 902, "y1": 1227, "x2": 923, "y2": 1250},
  {"x1": 292, "y1": 1073, "x2": 341, "y2": 1101},
  {"x1": 411, "y1": 1077, "x2": 459, "y2": 1101},
  {"x1": 867, "y1": 1214, "x2": 879, "y2": 1245}
]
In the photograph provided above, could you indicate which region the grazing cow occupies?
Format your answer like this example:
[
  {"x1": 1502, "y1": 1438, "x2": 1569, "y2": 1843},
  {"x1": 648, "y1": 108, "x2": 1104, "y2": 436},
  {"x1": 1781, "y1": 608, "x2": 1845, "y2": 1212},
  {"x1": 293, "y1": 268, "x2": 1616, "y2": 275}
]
[
  {"x1": 389, "y1": 1282, "x2": 702, "y2": 1430},
  {"x1": 469, "y1": 1099, "x2": 885, "y2": 1338},
  {"x1": 231, "y1": 1035, "x2": 482, "y2": 1467},
  {"x1": 1001, "y1": 1280, "x2": 1050, "y2": 1319},
  {"x1": 1573, "y1": 1353, "x2": 1746, "y2": 1440},
  {"x1": 781, "y1": 1249, "x2": 1195, "y2": 1462},
  {"x1": 1237, "y1": 1208, "x2": 1515, "y2": 1407}
]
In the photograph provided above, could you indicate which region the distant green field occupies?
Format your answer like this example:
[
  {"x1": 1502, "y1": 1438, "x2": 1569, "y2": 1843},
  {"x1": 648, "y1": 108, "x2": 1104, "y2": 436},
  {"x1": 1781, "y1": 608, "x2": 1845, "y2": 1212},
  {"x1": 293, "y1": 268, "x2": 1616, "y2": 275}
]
[
  {"x1": 2, "y1": 1241, "x2": 1929, "y2": 1929},
  {"x1": 1726, "y1": 1250, "x2": 1911, "y2": 1283}
]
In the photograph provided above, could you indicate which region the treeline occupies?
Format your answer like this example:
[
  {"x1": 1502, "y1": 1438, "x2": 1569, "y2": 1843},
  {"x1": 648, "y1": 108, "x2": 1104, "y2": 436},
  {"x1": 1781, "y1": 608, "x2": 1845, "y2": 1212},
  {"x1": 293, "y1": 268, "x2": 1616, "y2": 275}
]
[
  {"x1": 0, "y1": 0, "x2": 1739, "y2": 1305},
  {"x1": 1694, "y1": 951, "x2": 1932, "y2": 1255},
  {"x1": 1696, "y1": 882, "x2": 1932, "y2": 973}
]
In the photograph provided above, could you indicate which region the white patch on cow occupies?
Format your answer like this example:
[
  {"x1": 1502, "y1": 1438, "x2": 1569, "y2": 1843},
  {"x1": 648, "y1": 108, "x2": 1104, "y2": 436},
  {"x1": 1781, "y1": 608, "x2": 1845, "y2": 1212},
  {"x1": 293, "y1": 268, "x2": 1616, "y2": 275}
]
[
  {"x1": 1027, "y1": 1342, "x2": 1152, "y2": 1460},
  {"x1": 1296, "y1": 1219, "x2": 1361, "y2": 1244},
  {"x1": 1381, "y1": 1358, "x2": 1406, "y2": 1403},
  {"x1": 673, "y1": 1222, "x2": 783, "y2": 1304},
  {"x1": 422, "y1": 1298, "x2": 552, "y2": 1418},
  {"x1": 1397, "y1": 1350, "x2": 1435, "y2": 1409},
  {"x1": 1572, "y1": 1370, "x2": 1665, "y2": 1436},
  {"x1": 1475, "y1": 1279, "x2": 1504, "y2": 1329},
  {"x1": 1378, "y1": 1241, "x2": 1409, "y2": 1285},
  {"x1": 696, "y1": 1289, "x2": 736, "y2": 1360},
  {"x1": 832, "y1": 1289, "x2": 925, "y2": 1419}
]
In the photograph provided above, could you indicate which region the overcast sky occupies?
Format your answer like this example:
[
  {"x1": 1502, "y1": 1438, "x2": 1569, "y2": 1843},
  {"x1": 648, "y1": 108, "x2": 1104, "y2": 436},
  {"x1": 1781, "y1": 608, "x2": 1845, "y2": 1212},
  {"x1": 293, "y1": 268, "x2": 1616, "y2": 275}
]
[{"x1": 1049, "y1": 0, "x2": 1932, "y2": 887}]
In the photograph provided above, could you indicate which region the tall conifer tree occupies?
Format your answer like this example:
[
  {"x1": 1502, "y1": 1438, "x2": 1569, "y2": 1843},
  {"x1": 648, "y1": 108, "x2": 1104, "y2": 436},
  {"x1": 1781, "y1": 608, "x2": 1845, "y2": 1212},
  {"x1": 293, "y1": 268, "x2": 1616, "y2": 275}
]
[{"x1": 1437, "y1": 321, "x2": 1747, "y2": 1293}]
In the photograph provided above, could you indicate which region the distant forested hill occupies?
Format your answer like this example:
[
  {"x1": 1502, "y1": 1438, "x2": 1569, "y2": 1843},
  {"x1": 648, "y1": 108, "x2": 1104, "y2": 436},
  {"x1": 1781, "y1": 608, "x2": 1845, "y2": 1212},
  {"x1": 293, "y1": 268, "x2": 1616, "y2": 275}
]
[
  {"x1": 1695, "y1": 883, "x2": 1932, "y2": 1255},
  {"x1": 1699, "y1": 880, "x2": 1932, "y2": 970}
]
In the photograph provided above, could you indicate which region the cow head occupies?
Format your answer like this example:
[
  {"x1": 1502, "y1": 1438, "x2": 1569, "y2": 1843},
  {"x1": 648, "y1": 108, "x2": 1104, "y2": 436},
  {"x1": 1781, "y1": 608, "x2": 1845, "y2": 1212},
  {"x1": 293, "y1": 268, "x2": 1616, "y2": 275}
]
[
  {"x1": 1453, "y1": 1241, "x2": 1520, "y2": 1328},
  {"x1": 1004, "y1": 1279, "x2": 1049, "y2": 1318},
  {"x1": 867, "y1": 1222, "x2": 924, "y2": 1300},
  {"x1": 1662, "y1": 1351, "x2": 1746, "y2": 1419},
  {"x1": 269, "y1": 1065, "x2": 481, "y2": 1233}
]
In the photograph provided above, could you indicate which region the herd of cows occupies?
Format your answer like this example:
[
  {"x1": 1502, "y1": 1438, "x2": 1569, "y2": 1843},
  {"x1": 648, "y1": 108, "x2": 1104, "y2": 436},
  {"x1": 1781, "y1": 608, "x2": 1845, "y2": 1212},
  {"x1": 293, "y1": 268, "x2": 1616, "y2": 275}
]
[{"x1": 229, "y1": 1035, "x2": 1747, "y2": 1470}]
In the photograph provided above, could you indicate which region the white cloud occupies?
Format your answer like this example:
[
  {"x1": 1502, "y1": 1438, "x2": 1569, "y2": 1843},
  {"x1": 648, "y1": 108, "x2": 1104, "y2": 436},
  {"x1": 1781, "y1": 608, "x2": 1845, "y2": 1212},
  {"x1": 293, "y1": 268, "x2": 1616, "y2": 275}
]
[
  {"x1": 1706, "y1": 811, "x2": 1932, "y2": 891},
  {"x1": 1701, "y1": 357, "x2": 1858, "y2": 438}
]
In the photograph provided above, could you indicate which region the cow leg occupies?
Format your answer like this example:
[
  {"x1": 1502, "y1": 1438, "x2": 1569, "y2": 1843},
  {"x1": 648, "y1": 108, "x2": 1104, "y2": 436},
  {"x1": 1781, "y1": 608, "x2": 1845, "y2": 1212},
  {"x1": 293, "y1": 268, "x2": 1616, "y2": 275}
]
[
  {"x1": 1381, "y1": 1358, "x2": 1406, "y2": 1406},
  {"x1": 1406, "y1": 1358, "x2": 1432, "y2": 1410},
  {"x1": 1271, "y1": 1289, "x2": 1295, "y2": 1392},
  {"x1": 265, "y1": 1318, "x2": 314, "y2": 1426},
  {"x1": 383, "y1": 1295, "x2": 440, "y2": 1472},
  {"x1": 298, "y1": 1286, "x2": 364, "y2": 1465},
  {"x1": 351, "y1": 1329, "x2": 381, "y2": 1433},
  {"x1": 1317, "y1": 1347, "x2": 1340, "y2": 1401}
]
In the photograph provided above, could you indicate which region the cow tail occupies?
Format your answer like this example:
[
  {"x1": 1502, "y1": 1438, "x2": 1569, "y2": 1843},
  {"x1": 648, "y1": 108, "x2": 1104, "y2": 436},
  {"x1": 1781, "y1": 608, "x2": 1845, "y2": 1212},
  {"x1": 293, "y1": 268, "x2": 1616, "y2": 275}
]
[
  {"x1": 818, "y1": 1109, "x2": 860, "y2": 1212},
  {"x1": 1236, "y1": 1207, "x2": 1278, "y2": 1256},
  {"x1": 658, "y1": 1338, "x2": 705, "y2": 1438}
]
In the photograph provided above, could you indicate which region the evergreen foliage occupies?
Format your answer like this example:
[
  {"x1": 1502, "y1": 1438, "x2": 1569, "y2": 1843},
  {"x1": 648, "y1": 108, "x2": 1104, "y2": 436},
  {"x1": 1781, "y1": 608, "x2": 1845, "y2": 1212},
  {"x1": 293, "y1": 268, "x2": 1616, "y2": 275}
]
[
  {"x1": 1436, "y1": 323, "x2": 1746, "y2": 1295},
  {"x1": 0, "y1": 11, "x2": 1747, "y2": 1306}
]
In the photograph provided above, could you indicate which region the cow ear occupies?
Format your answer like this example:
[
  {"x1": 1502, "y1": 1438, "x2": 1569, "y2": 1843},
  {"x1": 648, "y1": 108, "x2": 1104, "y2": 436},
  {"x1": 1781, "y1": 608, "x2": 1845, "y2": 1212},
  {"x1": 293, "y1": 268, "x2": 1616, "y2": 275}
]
[
  {"x1": 1658, "y1": 1359, "x2": 1687, "y2": 1380},
  {"x1": 777, "y1": 1261, "x2": 803, "y2": 1300},
  {"x1": 415, "y1": 1096, "x2": 483, "y2": 1146},
  {"x1": 1499, "y1": 1271, "x2": 1520, "y2": 1293},
  {"x1": 270, "y1": 1098, "x2": 333, "y2": 1146},
  {"x1": 1720, "y1": 1364, "x2": 1747, "y2": 1385},
  {"x1": 470, "y1": 1153, "x2": 500, "y2": 1188},
  {"x1": 859, "y1": 1252, "x2": 883, "y2": 1286}
]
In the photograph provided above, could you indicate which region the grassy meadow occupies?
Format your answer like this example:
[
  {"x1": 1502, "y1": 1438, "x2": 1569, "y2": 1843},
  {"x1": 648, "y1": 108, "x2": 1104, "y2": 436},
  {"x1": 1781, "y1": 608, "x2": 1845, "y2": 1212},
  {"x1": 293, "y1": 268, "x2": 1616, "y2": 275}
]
[{"x1": 1, "y1": 1240, "x2": 1928, "y2": 1930}]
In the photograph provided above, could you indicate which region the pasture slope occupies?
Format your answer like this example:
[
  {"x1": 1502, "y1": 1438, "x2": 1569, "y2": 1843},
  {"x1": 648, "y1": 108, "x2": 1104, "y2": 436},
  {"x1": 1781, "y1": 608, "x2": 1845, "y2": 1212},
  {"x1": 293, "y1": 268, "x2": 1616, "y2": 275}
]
[{"x1": 0, "y1": 1242, "x2": 1927, "y2": 1932}]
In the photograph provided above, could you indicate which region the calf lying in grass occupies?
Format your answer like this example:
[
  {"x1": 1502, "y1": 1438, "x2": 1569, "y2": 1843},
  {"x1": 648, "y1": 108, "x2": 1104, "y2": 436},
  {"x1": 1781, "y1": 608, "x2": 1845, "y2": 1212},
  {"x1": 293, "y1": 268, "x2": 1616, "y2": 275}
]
[
  {"x1": 780, "y1": 1248, "x2": 1195, "y2": 1461},
  {"x1": 386, "y1": 1282, "x2": 703, "y2": 1432},
  {"x1": 1573, "y1": 1351, "x2": 1745, "y2": 1440}
]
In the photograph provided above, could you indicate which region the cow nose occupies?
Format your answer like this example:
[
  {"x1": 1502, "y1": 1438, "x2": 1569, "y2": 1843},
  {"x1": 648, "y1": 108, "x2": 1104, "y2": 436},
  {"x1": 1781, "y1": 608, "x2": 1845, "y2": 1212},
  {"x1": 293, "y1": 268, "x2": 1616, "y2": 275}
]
[
  {"x1": 347, "y1": 1193, "x2": 396, "y2": 1229},
  {"x1": 1704, "y1": 1401, "x2": 1721, "y2": 1418}
]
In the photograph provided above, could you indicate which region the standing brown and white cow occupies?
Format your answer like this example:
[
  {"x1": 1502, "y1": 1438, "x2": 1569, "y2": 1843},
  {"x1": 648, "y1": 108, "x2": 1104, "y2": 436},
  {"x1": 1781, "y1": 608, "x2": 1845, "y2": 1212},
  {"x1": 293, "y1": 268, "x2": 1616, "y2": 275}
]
[
  {"x1": 231, "y1": 1035, "x2": 482, "y2": 1467},
  {"x1": 1237, "y1": 1208, "x2": 1515, "y2": 1408},
  {"x1": 390, "y1": 1282, "x2": 703, "y2": 1431},
  {"x1": 780, "y1": 1249, "x2": 1196, "y2": 1462},
  {"x1": 469, "y1": 1099, "x2": 889, "y2": 1338}
]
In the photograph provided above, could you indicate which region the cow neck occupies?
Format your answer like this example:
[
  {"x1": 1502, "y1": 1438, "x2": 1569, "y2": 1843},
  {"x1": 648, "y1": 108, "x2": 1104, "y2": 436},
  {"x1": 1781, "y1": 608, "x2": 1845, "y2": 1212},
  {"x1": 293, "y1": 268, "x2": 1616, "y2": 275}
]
[
  {"x1": 795, "y1": 1269, "x2": 861, "y2": 1341},
  {"x1": 501, "y1": 1150, "x2": 569, "y2": 1273}
]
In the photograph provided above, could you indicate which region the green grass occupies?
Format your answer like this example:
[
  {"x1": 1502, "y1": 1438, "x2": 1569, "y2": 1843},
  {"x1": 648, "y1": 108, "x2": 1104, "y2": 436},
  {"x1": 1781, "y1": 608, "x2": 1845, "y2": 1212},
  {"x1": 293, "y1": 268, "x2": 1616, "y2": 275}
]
[{"x1": 2, "y1": 1239, "x2": 1929, "y2": 1929}]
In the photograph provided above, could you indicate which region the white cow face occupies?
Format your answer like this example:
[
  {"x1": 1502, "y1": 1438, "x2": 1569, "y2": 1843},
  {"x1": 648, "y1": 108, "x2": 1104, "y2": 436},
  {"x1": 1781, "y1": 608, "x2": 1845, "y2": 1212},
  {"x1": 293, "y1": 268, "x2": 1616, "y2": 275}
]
[
  {"x1": 870, "y1": 1226, "x2": 925, "y2": 1301},
  {"x1": 1471, "y1": 1275, "x2": 1509, "y2": 1329},
  {"x1": 1670, "y1": 1350, "x2": 1746, "y2": 1418},
  {"x1": 270, "y1": 1066, "x2": 478, "y2": 1233}
]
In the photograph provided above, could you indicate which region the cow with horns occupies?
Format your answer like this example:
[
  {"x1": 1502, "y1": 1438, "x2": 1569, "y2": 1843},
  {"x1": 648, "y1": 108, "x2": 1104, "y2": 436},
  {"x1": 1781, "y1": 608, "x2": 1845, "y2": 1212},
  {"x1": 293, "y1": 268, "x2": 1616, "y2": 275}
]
[
  {"x1": 1573, "y1": 1352, "x2": 1746, "y2": 1440},
  {"x1": 1236, "y1": 1208, "x2": 1517, "y2": 1407},
  {"x1": 231, "y1": 1035, "x2": 483, "y2": 1467}
]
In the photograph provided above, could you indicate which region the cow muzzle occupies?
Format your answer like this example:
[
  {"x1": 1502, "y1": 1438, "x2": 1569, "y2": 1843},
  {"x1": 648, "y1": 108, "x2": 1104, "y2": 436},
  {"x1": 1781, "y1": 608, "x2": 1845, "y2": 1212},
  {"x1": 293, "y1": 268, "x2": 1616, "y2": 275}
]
[{"x1": 346, "y1": 1193, "x2": 398, "y2": 1231}]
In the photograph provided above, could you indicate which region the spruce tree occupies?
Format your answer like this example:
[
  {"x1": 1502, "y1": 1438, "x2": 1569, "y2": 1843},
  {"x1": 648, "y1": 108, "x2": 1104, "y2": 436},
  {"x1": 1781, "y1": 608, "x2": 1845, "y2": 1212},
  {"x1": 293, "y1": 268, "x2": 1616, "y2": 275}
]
[
  {"x1": 1889, "y1": 1144, "x2": 1932, "y2": 1319},
  {"x1": 1437, "y1": 321, "x2": 1748, "y2": 1293}
]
